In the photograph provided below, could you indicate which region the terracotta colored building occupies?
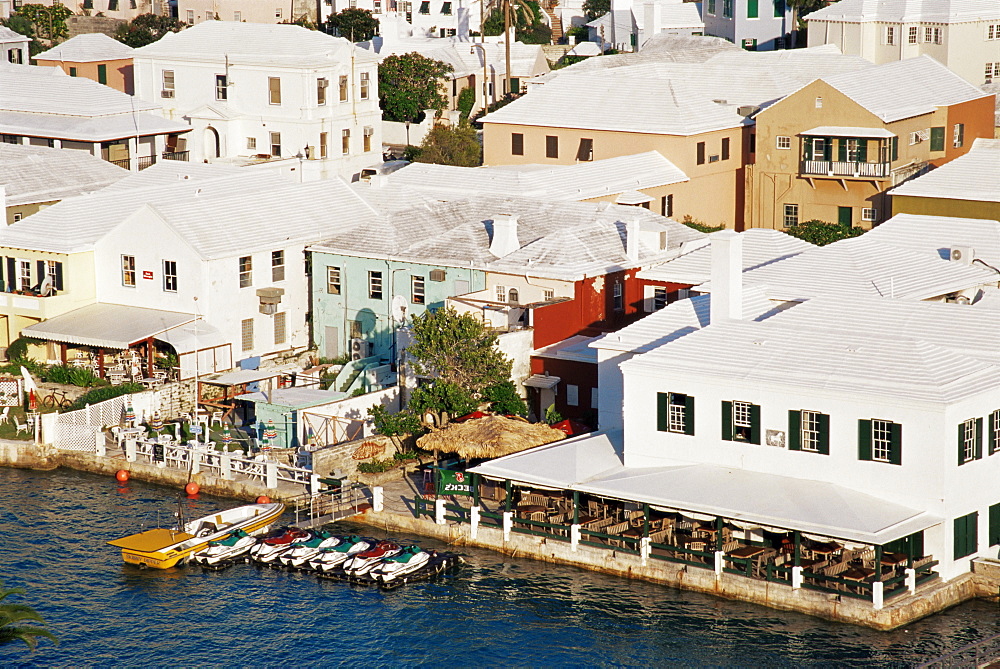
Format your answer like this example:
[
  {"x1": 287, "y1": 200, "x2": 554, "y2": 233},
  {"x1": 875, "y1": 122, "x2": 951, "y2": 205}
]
[{"x1": 35, "y1": 33, "x2": 135, "y2": 94}]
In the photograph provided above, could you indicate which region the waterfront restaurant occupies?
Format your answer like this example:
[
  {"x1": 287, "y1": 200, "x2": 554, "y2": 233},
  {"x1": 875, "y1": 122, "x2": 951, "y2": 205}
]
[{"x1": 460, "y1": 230, "x2": 1000, "y2": 608}]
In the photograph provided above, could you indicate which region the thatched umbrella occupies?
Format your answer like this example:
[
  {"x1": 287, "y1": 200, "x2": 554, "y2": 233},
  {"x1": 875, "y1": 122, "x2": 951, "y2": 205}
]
[{"x1": 417, "y1": 414, "x2": 566, "y2": 461}]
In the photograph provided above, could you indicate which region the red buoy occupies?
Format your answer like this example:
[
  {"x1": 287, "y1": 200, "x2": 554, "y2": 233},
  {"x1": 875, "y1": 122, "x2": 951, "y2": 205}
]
[
  {"x1": 185, "y1": 482, "x2": 200, "y2": 495},
  {"x1": 256, "y1": 495, "x2": 271, "y2": 504},
  {"x1": 115, "y1": 470, "x2": 129, "y2": 482}
]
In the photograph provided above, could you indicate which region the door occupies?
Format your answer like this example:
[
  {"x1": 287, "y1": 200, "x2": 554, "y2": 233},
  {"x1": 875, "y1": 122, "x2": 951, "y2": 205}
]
[
  {"x1": 324, "y1": 326, "x2": 339, "y2": 360},
  {"x1": 838, "y1": 206, "x2": 853, "y2": 227}
]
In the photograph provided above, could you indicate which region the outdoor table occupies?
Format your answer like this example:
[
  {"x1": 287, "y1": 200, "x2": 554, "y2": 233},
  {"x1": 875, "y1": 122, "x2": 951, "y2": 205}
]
[
  {"x1": 676, "y1": 535, "x2": 708, "y2": 551},
  {"x1": 809, "y1": 541, "x2": 843, "y2": 556},
  {"x1": 798, "y1": 557, "x2": 825, "y2": 570},
  {"x1": 517, "y1": 505, "x2": 547, "y2": 521},
  {"x1": 880, "y1": 552, "x2": 909, "y2": 567},
  {"x1": 728, "y1": 545, "x2": 767, "y2": 559},
  {"x1": 576, "y1": 514, "x2": 598, "y2": 526},
  {"x1": 622, "y1": 528, "x2": 644, "y2": 539}
]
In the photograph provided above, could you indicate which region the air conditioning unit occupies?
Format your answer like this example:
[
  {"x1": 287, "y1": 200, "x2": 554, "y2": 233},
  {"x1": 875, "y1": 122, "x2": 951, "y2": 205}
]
[
  {"x1": 917, "y1": 129, "x2": 930, "y2": 141},
  {"x1": 161, "y1": 90, "x2": 174, "y2": 98},
  {"x1": 950, "y1": 246, "x2": 975, "y2": 264},
  {"x1": 429, "y1": 269, "x2": 446, "y2": 282},
  {"x1": 350, "y1": 338, "x2": 369, "y2": 360}
]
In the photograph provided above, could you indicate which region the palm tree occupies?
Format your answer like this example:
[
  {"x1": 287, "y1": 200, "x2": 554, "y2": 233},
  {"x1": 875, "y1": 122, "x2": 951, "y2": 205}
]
[
  {"x1": 482, "y1": 0, "x2": 539, "y2": 96},
  {"x1": 0, "y1": 579, "x2": 57, "y2": 652}
]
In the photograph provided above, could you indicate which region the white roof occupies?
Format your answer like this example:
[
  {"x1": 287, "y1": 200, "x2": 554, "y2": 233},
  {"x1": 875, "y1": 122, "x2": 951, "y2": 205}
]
[
  {"x1": 310, "y1": 195, "x2": 705, "y2": 282},
  {"x1": 208, "y1": 364, "x2": 301, "y2": 386},
  {"x1": 889, "y1": 138, "x2": 1000, "y2": 203},
  {"x1": 807, "y1": 0, "x2": 1000, "y2": 23},
  {"x1": 0, "y1": 143, "x2": 128, "y2": 207},
  {"x1": 154, "y1": 320, "x2": 227, "y2": 355},
  {"x1": 532, "y1": 334, "x2": 600, "y2": 364},
  {"x1": 551, "y1": 34, "x2": 739, "y2": 76},
  {"x1": 566, "y1": 42, "x2": 602, "y2": 57},
  {"x1": 134, "y1": 21, "x2": 378, "y2": 67},
  {"x1": 35, "y1": 33, "x2": 135, "y2": 62},
  {"x1": 0, "y1": 63, "x2": 188, "y2": 141},
  {"x1": 801, "y1": 126, "x2": 896, "y2": 138},
  {"x1": 821, "y1": 56, "x2": 990, "y2": 123},
  {"x1": 21, "y1": 303, "x2": 196, "y2": 349},
  {"x1": 637, "y1": 228, "x2": 813, "y2": 284},
  {"x1": 860, "y1": 213, "x2": 1000, "y2": 268},
  {"x1": 0, "y1": 163, "x2": 376, "y2": 258},
  {"x1": 632, "y1": 0, "x2": 705, "y2": 30},
  {"x1": 386, "y1": 152, "x2": 688, "y2": 202},
  {"x1": 471, "y1": 436, "x2": 938, "y2": 545},
  {"x1": 0, "y1": 26, "x2": 29, "y2": 44}
]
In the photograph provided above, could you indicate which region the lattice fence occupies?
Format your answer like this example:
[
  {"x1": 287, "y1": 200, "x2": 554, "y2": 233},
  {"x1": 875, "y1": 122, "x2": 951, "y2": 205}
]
[{"x1": 52, "y1": 391, "x2": 158, "y2": 452}]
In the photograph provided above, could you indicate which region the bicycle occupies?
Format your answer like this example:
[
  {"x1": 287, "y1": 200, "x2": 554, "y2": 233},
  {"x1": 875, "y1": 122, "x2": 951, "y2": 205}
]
[{"x1": 41, "y1": 389, "x2": 73, "y2": 409}]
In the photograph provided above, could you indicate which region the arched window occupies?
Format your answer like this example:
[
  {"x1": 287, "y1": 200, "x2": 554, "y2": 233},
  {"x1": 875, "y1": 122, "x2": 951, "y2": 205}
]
[{"x1": 508, "y1": 288, "x2": 519, "y2": 304}]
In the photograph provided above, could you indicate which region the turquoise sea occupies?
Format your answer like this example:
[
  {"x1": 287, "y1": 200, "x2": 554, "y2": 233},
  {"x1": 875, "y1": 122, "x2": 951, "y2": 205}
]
[{"x1": 0, "y1": 466, "x2": 996, "y2": 667}]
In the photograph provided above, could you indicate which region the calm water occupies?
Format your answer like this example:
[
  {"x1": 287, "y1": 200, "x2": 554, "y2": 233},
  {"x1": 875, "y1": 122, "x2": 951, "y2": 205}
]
[{"x1": 0, "y1": 467, "x2": 996, "y2": 667}]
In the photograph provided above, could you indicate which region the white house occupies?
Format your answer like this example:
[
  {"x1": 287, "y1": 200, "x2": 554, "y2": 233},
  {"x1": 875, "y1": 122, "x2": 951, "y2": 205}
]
[
  {"x1": 472, "y1": 224, "x2": 1000, "y2": 611},
  {"x1": 806, "y1": 0, "x2": 1000, "y2": 86},
  {"x1": 587, "y1": 0, "x2": 705, "y2": 52},
  {"x1": 132, "y1": 22, "x2": 383, "y2": 178},
  {"x1": 0, "y1": 26, "x2": 28, "y2": 65},
  {"x1": 324, "y1": 0, "x2": 485, "y2": 39},
  {"x1": 703, "y1": 0, "x2": 795, "y2": 51}
]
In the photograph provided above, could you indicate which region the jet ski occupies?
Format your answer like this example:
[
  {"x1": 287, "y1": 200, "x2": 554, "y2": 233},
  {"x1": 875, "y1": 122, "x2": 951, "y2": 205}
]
[
  {"x1": 309, "y1": 536, "x2": 374, "y2": 574},
  {"x1": 249, "y1": 527, "x2": 312, "y2": 565},
  {"x1": 371, "y1": 545, "x2": 431, "y2": 583},
  {"x1": 191, "y1": 529, "x2": 256, "y2": 568},
  {"x1": 278, "y1": 531, "x2": 343, "y2": 569},
  {"x1": 341, "y1": 540, "x2": 402, "y2": 577}
]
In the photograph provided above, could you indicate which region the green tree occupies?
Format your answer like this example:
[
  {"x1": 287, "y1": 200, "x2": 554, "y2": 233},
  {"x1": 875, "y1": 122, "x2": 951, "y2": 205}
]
[
  {"x1": 408, "y1": 307, "x2": 511, "y2": 390},
  {"x1": 378, "y1": 52, "x2": 453, "y2": 123},
  {"x1": 0, "y1": 579, "x2": 57, "y2": 652},
  {"x1": 480, "y1": 381, "x2": 527, "y2": 416},
  {"x1": 323, "y1": 7, "x2": 378, "y2": 41},
  {"x1": 456, "y1": 85, "x2": 476, "y2": 120},
  {"x1": 785, "y1": 0, "x2": 826, "y2": 46},
  {"x1": 112, "y1": 14, "x2": 184, "y2": 48},
  {"x1": 412, "y1": 121, "x2": 482, "y2": 167},
  {"x1": 9, "y1": 4, "x2": 72, "y2": 41},
  {"x1": 783, "y1": 219, "x2": 865, "y2": 246},
  {"x1": 582, "y1": 0, "x2": 610, "y2": 21}
]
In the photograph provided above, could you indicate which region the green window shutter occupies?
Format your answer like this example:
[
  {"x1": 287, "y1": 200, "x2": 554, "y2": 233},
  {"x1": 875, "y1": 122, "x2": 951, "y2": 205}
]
[
  {"x1": 954, "y1": 516, "x2": 966, "y2": 559},
  {"x1": 656, "y1": 393, "x2": 669, "y2": 432},
  {"x1": 684, "y1": 395, "x2": 695, "y2": 436},
  {"x1": 857, "y1": 139, "x2": 868, "y2": 162},
  {"x1": 773, "y1": 0, "x2": 784, "y2": 17},
  {"x1": 891, "y1": 136, "x2": 898, "y2": 161},
  {"x1": 858, "y1": 419, "x2": 872, "y2": 461},
  {"x1": 817, "y1": 413, "x2": 830, "y2": 455},
  {"x1": 787, "y1": 410, "x2": 801, "y2": 451},
  {"x1": 976, "y1": 417, "x2": 984, "y2": 459},
  {"x1": 708, "y1": 0, "x2": 715, "y2": 14},
  {"x1": 749, "y1": 403, "x2": 761, "y2": 444},
  {"x1": 838, "y1": 139, "x2": 846, "y2": 162},
  {"x1": 958, "y1": 422, "x2": 967, "y2": 466},
  {"x1": 803, "y1": 137, "x2": 812, "y2": 159},
  {"x1": 823, "y1": 140, "x2": 832, "y2": 161},
  {"x1": 990, "y1": 503, "x2": 1000, "y2": 546},
  {"x1": 721, "y1": 401, "x2": 733, "y2": 441},
  {"x1": 990, "y1": 412, "x2": 997, "y2": 455},
  {"x1": 98, "y1": 63, "x2": 107, "y2": 85},
  {"x1": 747, "y1": 0, "x2": 757, "y2": 18},
  {"x1": 930, "y1": 126, "x2": 945, "y2": 152},
  {"x1": 889, "y1": 422, "x2": 902, "y2": 465}
]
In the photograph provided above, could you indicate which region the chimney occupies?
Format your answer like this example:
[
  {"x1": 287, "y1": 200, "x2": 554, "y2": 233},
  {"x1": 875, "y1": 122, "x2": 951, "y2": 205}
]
[
  {"x1": 642, "y1": 2, "x2": 662, "y2": 50},
  {"x1": 625, "y1": 219, "x2": 641, "y2": 262},
  {"x1": 709, "y1": 229, "x2": 743, "y2": 323},
  {"x1": 489, "y1": 214, "x2": 520, "y2": 257}
]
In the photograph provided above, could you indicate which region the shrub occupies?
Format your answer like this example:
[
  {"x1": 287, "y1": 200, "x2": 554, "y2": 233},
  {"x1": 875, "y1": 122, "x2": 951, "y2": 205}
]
[
  {"x1": 681, "y1": 215, "x2": 724, "y2": 233},
  {"x1": 545, "y1": 405, "x2": 563, "y2": 424},
  {"x1": 67, "y1": 383, "x2": 143, "y2": 413},
  {"x1": 42, "y1": 364, "x2": 101, "y2": 387},
  {"x1": 5, "y1": 337, "x2": 42, "y2": 361},
  {"x1": 457, "y1": 85, "x2": 476, "y2": 120},
  {"x1": 393, "y1": 450, "x2": 421, "y2": 461},
  {"x1": 358, "y1": 458, "x2": 397, "y2": 473}
]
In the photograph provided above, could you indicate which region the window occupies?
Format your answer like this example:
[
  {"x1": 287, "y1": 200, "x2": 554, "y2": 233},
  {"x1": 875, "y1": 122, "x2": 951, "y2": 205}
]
[
  {"x1": 859, "y1": 418, "x2": 901, "y2": 465},
  {"x1": 319, "y1": 132, "x2": 328, "y2": 159},
  {"x1": 339, "y1": 75, "x2": 349, "y2": 102},
  {"x1": 989, "y1": 24, "x2": 1000, "y2": 40},
  {"x1": 986, "y1": 63, "x2": 998, "y2": 84},
  {"x1": 566, "y1": 384, "x2": 579, "y2": 407},
  {"x1": 788, "y1": 410, "x2": 829, "y2": 454},
  {"x1": 815, "y1": 96, "x2": 823, "y2": 108},
  {"x1": 747, "y1": 0, "x2": 757, "y2": 18},
  {"x1": 349, "y1": 320, "x2": 362, "y2": 339},
  {"x1": 842, "y1": 138, "x2": 862, "y2": 162},
  {"x1": 186, "y1": 8, "x2": 194, "y2": 22},
  {"x1": 662, "y1": 194, "x2": 674, "y2": 217},
  {"x1": 16, "y1": 259, "x2": 30, "y2": 291},
  {"x1": 68, "y1": 66, "x2": 76, "y2": 76},
  {"x1": 652, "y1": 286, "x2": 668, "y2": 311},
  {"x1": 885, "y1": 26, "x2": 896, "y2": 45},
  {"x1": 696, "y1": 141, "x2": 706, "y2": 165},
  {"x1": 930, "y1": 126, "x2": 945, "y2": 151},
  {"x1": 161, "y1": 70, "x2": 175, "y2": 97},
  {"x1": 368, "y1": 271, "x2": 383, "y2": 300},
  {"x1": 327, "y1": 266, "x2": 341, "y2": 294},
  {"x1": 441, "y1": 1, "x2": 451, "y2": 13},
  {"x1": 495, "y1": 285, "x2": 506, "y2": 301},
  {"x1": 411, "y1": 275, "x2": 425, "y2": 304},
  {"x1": 908, "y1": 26, "x2": 918, "y2": 43},
  {"x1": 12, "y1": 212, "x2": 22, "y2": 222},
  {"x1": 958, "y1": 417, "x2": 983, "y2": 465},
  {"x1": 241, "y1": 318, "x2": 254, "y2": 351},
  {"x1": 342, "y1": 129, "x2": 350, "y2": 154},
  {"x1": 657, "y1": 392, "x2": 694, "y2": 435},
  {"x1": 275, "y1": 7, "x2": 282, "y2": 17},
  {"x1": 783, "y1": 203, "x2": 799, "y2": 228},
  {"x1": 990, "y1": 410, "x2": 1000, "y2": 456},
  {"x1": 862, "y1": 208, "x2": 878, "y2": 222},
  {"x1": 776, "y1": 136, "x2": 791, "y2": 149},
  {"x1": 233, "y1": 10, "x2": 241, "y2": 20},
  {"x1": 247, "y1": 137, "x2": 256, "y2": 150},
  {"x1": 363, "y1": 126, "x2": 373, "y2": 152},
  {"x1": 270, "y1": 132, "x2": 281, "y2": 157},
  {"x1": 954, "y1": 511, "x2": 978, "y2": 559},
  {"x1": 722, "y1": 0, "x2": 732, "y2": 18},
  {"x1": 239, "y1": 256, "x2": 252, "y2": 288},
  {"x1": 707, "y1": 0, "x2": 715, "y2": 13},
  {"x1": 511, "y1": 133, "x2": 524, "y2": 156},
  {"x1": 577, "y1": 138, "x2": 594, "y2": 162},
  {"x1": 121, "y1": 255, "x2": 136, "y2": 286},
  {"x1": 545, "y1": 135, "x2": 558, "y2": 159},
  {"x1": 419, "y1": 0, "x2": 429, "y2": 13},
  {"x1": 612, "y1": 282, "x2": 623, "y2": 310},
  {"x1": 163, "y1": 260, "x2": 177, "y2": 292},
  {"x1": 508, "y1": 288, "x2": 519, "y2": 304},
  {"x1": 274, "y1": 312, "x2": 287, "y2": 345},
  {"x1": 268, "y1": 77, "x2": 281, "y2": 105},
  {"x1": 97, "y1": 64, "x2": 107, "y2": 85},
  {"x1": 953, "y1": 123, "x2": 964, "y2": 148},
  {"x1": 723, "y1": 400, "x2": 760, "y2": 444},
  {"x1": 808, "y1": 137, "x2": 827, "y2": 161},
  {"x1": 991, "y1": 503, "x2": 1000, "y2": 547},
  {"x1": 317, "y1": 77, "x2": 328, "y2": 105},
  {"x1": 543, "y1": 288, "x2": 554, "y2": 300},
  {"x1": 215, "y1": 74, "x2": 227, "y2": 100},
  {"x1": 108, "y1": 0, "x2": 119, "y2": 10},
  {"x1": 924, "y1": 27, "x2": 941, "y2": 44},
  {"x1": 360, "y1": 72, "x2": 370, "y2": 100},
  {"x1": 46, "y1": 260, "x2": 63, "y2": 291},
  {"x1": 271, "y1": 250, "x2": 285, "y2": 282},
  {"x1": 721, "y1": 137, "x2": 730, "y2": 161},
  {"x1": 773, "y1": 0, "x2": 784, "y2": 17}
]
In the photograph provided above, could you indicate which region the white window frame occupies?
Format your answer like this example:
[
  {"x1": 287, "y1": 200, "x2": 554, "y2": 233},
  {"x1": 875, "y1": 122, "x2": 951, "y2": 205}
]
[
  {"x1": 543, "y1": 288, "x2": 554, "y2": 301},
  {"x1": 247, "y1": 137, "x2": 256, "y2": 150},
  {"x1": 667, "y1": 392, "x2": 687, "y2": 433},
  {"x1": 342, "y1": 128, "x2": 350, "y2": 155},
  {"x1": 411, "y1": 275, "x2": 425, "y2": 305},
  {"x1": 274, "y1": 311, "x2": 287, "y2": 345},
  {"x1": 613, "y1": 282, "x2": 623, "y2": 311},
  {"x1": 121, "y1": 254, "x2": 136, "y2": 287},
  {"x1": 339, "y1": 75, "x2": 349, "y2": 102},
  {"x1": 271, "y1": 250, "x2": 285, "y2": 282},
  {"x1": 953, "y1": 123, "x2": 964, "y2": 148},
  {"x1": 233, "y1": 10, "x2": 241, "y2": 20},
  {"x1": 862, "y1": 208, "x2": 877, "y2": 222},
  {"x1": 495, "y1": 285, "x2": 506, "y2": 302},
  {"x1": 872, "y1": 419, "x2": 893, "y2": 463},
  {"x1": 732, "y1": 401, "x2": 752, "y2": 441},
  {"x1": 961, "y1": 418, "x2": 977, "y2": 464},
  {"x1": 215, "y1": 74, "x2": 227, "y2": 101},
  {"x1": 783, "y1": 203, "x2": 799, "y2": 228},
  {"x1": 241, "y1": 318, "x2": 254, "y2": 351},
  {"x1": 317, "y1": 77, "x2": 328, "y2": 106},
  {"x1": 268, "y1": 76, "x2": 281, "y2": 105},
  {"x1": 45, "y1": 260, "x2": 59, "y2": 290},
  {"x1": 269, "y1": 131, "x2": 281, "y2": 157},
  {"x1": 163, "y1": 259, "x2": 177, "y2": 292},
  {"x1": 776, "y1": 135, "x2": 791, "y2": 150},
  {"x1": 908, "y1": 26, "x2": 918, "y2": 44},
  {"x1": 652, "y1": 286, "x2": 668, "y2": 311},
  {"x1": 161, "y1": 69, "x2": 175, "y2": 97},
  {"x1": 368, "y1": 270, "x2": 383, "y2": 300},
  {"x1": 239, "y1": 255, "x2": 252, "y2": 288},
  {"x1": 327, "y1": 266, "x2": 341, "y2": 294},
  {"x1": 801, "y1": 410, "x2": 821, "y2": 452},
  {"x1": 360, "y1": 72, "x2": 370, "y2": 100},
  {"x1": 885, "y1": 26, "x2": 896, "y2": 45},
  {"x1": 16, "y1": 259, "x2": 30, "y2": 291}
]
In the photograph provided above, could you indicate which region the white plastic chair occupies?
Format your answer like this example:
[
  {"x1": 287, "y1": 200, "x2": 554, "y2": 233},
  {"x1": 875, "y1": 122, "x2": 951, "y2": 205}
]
[
  {"x1": 0, "y1": 407, "x2": 10, "y2": 424},
  {"x1": 210, "y1": 411, "x2": 223, "y2": 427}
]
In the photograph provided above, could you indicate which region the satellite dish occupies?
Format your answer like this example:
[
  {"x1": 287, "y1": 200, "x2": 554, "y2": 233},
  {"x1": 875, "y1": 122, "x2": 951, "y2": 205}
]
[
  {"x1": 38, "y1": 275, "x2": 53, "y2": 297},
  {"x1": 391, "y1": 295, "x2": 408, "y2": 322}
]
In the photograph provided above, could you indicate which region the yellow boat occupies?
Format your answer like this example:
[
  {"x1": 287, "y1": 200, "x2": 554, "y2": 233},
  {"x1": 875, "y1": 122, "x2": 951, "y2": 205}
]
[{"x1": 108, "y1": 502, "x2": 285, "y2": 569}]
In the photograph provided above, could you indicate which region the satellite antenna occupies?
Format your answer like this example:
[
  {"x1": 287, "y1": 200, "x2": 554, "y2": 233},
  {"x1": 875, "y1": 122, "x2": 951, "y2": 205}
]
[
  {"x1": 391, "y1": 295, "x2": 408, "y2": 323},
  {"x1": 38, "y1": 275, "x2": 52, "y2": 297}
]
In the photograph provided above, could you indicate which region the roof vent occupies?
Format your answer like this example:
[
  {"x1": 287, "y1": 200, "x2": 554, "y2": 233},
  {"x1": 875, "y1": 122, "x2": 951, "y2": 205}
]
[
  {"x1": 489, "y1": 214, "x2": 520, "y2": 258},
  {"x1": 950, "y1": 246, "x2": 975, "y2": 264},
  {"x1": 737, "y1": 105, "x2": 761, "y2": 118},
  {"x1": 713, "y1": 99, "x2": 728, "y2": 105}
]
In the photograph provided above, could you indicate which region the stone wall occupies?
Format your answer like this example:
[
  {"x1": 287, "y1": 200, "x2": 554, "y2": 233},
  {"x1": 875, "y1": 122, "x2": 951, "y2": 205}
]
[{"x1": 66, "y1": 16, "x2": 126, "y2": 39}]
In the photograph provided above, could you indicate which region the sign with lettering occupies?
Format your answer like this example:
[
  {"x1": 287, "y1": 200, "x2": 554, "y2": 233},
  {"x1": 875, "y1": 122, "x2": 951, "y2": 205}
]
[
  {"x1": 436, "y1": 469, "x2": 473, "y2": 496},
  {"x1": 142, "y1": 271, "x2": 154, "y2": 280}
]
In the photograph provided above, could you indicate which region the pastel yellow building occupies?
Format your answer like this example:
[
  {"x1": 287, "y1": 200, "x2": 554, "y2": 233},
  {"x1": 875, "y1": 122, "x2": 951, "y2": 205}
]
[{"x1": 890, "y1": 138, "x2": 1000, "y2": 221}]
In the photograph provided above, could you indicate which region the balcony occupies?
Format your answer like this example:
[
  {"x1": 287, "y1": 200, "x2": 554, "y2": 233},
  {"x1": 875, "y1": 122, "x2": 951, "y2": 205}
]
[
  {"x1": 800, "y1": 160, "x2": 890, "y2": 179},
  {"x1": 162, "y1": 150, "x2": 190, "y2": 162},
  {"x1": 105, "y1": 155, "x2": 160, "y2": 171}
]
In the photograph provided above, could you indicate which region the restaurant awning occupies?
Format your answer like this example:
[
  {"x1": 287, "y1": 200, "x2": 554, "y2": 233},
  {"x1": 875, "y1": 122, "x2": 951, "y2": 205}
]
[
  {"x1": 154, "y1": 320, "x2": 228, "y2": 354},
  {"x1": 21, "y1": 303, "x2": 197, "y2": 349},
  {"x1": 470, "y1": 434, "x2": 940, "y2": 545},
  {"x1": 801, "y1": 126, "x2": 896, "y2": 139},
  {"x1": 523, "y1": 374, "x2": 561, "y2": 389}
]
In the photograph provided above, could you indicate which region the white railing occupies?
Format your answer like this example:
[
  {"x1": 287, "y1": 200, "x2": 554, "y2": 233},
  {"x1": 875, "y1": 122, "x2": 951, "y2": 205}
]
[{"x1": 801, "y1": 160, "x2": 890, "y2": 178}]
